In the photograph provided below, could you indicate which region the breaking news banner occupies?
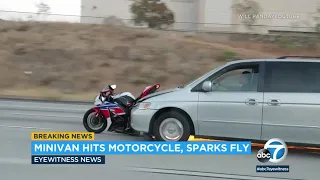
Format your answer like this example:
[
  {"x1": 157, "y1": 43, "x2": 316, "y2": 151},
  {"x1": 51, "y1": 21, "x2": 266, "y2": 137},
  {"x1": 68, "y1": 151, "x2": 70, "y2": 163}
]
[
  {"x1": 31, "y1": 141, "x2": 251, "y2": 155},
  {"x1": 30, "y1": 132, "x2": 251, "y2": 164},
  {"x1": 31, "y1": 132, "x2": 95, "y2": 141}
]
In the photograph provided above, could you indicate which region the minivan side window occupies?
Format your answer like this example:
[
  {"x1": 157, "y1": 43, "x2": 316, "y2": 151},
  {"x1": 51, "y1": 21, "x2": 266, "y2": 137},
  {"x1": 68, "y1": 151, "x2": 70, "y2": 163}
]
[
  {"x1": 264, "y1": 62, "x2": 320, "y2": 93},
  {"x1": 208, "y1": 65, "x2": 260, "y2": 92}
]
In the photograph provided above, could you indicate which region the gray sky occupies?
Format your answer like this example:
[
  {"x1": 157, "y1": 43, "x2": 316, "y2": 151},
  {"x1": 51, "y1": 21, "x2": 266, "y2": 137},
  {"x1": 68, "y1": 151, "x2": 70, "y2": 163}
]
[{"x1": 0, "y1": 0, "x2": 80, "y2": 22}]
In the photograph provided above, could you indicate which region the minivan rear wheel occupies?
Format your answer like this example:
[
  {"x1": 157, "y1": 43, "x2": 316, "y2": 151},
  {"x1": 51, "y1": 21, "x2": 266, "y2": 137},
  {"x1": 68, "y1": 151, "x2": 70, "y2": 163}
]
[{"x1": 153, "y1": 111, "x2": 190, "y2": 141}]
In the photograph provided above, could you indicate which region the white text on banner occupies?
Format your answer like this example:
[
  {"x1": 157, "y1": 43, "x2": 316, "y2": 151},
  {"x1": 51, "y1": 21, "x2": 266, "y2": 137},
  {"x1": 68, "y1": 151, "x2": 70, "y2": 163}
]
[{"x1": 31, "y1": 141, "x2": 251, "y2": 155}]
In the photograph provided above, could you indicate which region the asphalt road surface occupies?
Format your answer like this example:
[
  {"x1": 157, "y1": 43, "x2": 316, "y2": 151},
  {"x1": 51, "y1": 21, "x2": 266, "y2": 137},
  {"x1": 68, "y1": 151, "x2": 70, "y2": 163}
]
[{"x1": 0, "y1": 99, "x2": 318, "y2": 180}]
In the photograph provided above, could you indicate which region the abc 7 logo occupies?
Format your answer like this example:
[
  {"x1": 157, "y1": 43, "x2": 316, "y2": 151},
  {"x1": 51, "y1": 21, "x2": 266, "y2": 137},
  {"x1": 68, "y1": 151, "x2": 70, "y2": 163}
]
[
  {"x1": 256, "y1": 138, "x2": 288, "y2": 163},
  {"x1": 257, "y1": 149, "x2": 271, "y2": 163}
]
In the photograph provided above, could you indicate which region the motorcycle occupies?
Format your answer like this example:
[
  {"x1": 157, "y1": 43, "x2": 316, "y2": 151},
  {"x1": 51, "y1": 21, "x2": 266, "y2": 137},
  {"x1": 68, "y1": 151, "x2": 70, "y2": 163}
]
[{"x1": 83, "y1": 83, "x2": 160, "y2": 135}]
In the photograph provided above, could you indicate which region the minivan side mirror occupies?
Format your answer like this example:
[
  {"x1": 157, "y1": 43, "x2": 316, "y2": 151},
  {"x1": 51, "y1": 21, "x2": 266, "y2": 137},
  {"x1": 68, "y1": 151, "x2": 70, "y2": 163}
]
[{"x1": 202, "y1": 81, "x2": 212, "y2": 92}]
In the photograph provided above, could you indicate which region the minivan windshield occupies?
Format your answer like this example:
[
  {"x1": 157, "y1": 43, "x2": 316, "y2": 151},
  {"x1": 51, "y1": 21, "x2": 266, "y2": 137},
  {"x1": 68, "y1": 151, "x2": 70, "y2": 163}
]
[{"x1": 181, "y1": 67, "x2": 219, "y2": 88}]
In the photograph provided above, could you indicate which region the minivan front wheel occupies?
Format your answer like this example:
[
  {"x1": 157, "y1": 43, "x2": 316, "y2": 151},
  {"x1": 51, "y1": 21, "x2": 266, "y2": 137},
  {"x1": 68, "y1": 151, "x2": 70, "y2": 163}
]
[{"x1": 153, "y1": 111, "x2": 190, "y2": 141}]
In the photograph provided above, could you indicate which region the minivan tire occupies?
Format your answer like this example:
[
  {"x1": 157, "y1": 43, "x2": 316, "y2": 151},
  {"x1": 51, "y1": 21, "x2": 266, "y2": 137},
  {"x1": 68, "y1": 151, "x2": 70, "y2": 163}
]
[{"x1": 153, "y1": 111, "x2": 191, "y2": 141}]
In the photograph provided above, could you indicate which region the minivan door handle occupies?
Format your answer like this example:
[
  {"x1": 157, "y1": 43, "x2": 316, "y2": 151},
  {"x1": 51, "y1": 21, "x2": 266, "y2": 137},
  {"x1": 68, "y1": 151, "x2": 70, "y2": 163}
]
[
  {"x1": 267, "y1": 99, "x2": 281, "y2": 106},
  {"x1": 245, "y1": 98, "x2": 258, "y2": 105}
]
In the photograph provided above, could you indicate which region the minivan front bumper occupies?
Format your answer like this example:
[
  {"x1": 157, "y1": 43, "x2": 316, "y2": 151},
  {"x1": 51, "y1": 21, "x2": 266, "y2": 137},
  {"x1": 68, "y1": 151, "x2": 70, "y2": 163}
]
[{"x1": 130, "y1": 107, "x2": 157, "y2": 133}]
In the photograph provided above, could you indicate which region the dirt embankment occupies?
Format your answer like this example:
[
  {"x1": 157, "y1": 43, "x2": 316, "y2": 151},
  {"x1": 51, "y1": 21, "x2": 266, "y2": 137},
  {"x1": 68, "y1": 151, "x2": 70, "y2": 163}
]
[{"x1": 0, "y1": 21, "x2": 319, "y2": 101}]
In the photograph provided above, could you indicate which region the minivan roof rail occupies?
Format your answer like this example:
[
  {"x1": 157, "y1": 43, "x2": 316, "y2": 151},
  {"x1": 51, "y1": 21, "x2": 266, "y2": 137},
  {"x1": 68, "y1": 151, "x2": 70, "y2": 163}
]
[{"x1": 277, "y1": 56, "x2": 320, "y2": 59}]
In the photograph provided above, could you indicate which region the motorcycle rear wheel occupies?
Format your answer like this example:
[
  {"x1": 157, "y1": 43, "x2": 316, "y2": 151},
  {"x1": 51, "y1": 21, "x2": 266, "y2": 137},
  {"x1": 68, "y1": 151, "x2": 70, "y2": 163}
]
[{"x1": 83, "y1": 108, "x2": 107, "y2": 133}]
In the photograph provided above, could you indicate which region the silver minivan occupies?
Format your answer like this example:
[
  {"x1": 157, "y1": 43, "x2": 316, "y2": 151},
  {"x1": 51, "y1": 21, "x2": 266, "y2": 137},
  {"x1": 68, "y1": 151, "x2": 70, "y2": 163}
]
[{"x1": 130, "y1": 56, "x2": 320, "y2": 146}]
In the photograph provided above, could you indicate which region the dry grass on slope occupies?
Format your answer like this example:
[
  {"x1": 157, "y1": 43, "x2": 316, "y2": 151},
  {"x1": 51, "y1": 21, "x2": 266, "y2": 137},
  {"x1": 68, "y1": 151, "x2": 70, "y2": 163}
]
[{"x1": 0, "y1": 20, "x2": 319, "y2": 101}]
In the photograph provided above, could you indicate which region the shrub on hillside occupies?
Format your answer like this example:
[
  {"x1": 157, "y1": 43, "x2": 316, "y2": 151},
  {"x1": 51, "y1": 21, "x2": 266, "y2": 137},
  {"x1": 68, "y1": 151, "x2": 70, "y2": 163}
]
[
  {"x1": 130, "y1": 0, "x2": 175, "y2": 29},
  {"x1": 232, "y1": 0, "x2": 261, "y2": 30}
]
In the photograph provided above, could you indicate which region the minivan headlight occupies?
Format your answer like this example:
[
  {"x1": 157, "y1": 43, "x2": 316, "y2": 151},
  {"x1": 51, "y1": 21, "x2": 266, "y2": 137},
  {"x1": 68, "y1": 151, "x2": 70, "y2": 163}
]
[{"x1": 138, "y1": 102, "x2": 152, "y2": 110}]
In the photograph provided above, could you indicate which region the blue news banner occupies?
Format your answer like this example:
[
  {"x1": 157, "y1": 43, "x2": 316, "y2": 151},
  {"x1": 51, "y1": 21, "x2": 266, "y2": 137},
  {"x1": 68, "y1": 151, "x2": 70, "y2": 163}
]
[{"x1": 31, "y1": 141, "x2": 251, "y2": 164}]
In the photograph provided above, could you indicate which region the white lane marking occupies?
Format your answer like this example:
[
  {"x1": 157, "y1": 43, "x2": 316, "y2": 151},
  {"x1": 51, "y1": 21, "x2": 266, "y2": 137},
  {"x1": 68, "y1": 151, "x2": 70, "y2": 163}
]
[
  {"x1": 0, "y1": 104, "x2": 90, "y2": 111},
  {"x1": 8, "y1": 113, "x2": 78, "y2": 118},
  {"x1": 0, "y1": 124, "x2": 52, "y2": 130},
  {"x1": 0, "y1": 157, "x2": 31, "y2": 165},
  {"x1": 0, "y1": 157, "x2": 111, "y2": 168},
  {"x1": 128, "y1": 167, "x2": 284, "y2": 180}
]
